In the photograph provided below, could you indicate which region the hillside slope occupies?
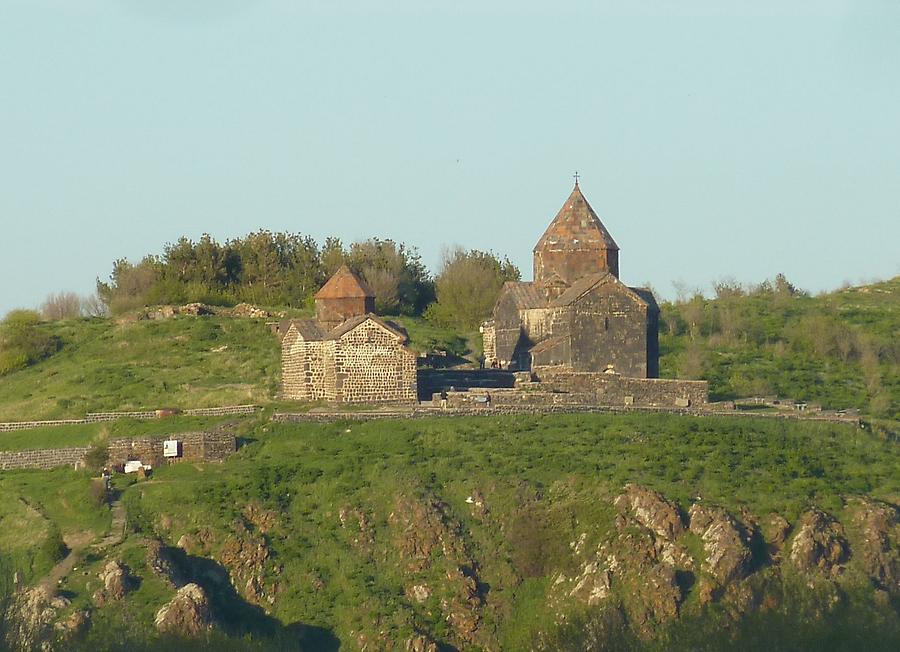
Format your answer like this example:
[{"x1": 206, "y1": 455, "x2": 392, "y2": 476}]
[{"x1": 2, "y1": 412, "x2": 898, "y2": 651}]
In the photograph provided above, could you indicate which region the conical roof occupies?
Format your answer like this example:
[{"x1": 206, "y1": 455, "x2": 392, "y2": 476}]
[
  {"x1": 314, "y1": 265, "x2": 374, "y2": 299},
  {"x1": 534, "y1": 183, "x2": 619, "y2": 253}
]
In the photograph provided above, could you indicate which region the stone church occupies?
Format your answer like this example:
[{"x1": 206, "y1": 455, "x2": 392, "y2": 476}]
[
  {"x1": 280, "y1": 265, "x2": 418, "y2": 403},
  {"x1": 482, "y1": 181, "x2": 659, "y2": 377}
]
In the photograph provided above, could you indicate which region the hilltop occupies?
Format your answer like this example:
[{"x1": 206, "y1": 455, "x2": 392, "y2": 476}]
[{"x1": 0, "y1": 276, "x2": 896, "y2": 422}]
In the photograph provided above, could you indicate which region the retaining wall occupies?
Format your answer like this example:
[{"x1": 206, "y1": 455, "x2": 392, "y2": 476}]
[
  {"x1": 0, "y1": 405, "x2": 261, "y2": 433},
  {"x1": 0, "y1": 432, "x2": 236, "y2": 472}
]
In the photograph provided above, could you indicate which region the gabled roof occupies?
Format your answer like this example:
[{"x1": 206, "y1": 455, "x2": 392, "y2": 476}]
[
  {"x1": 325, "y1": 313, "x2": 408, "y2": 343},
  {"x1": 496, "y1": 281, "x2": 546, "y2": 311},
  {"x1": 551, "y1": 271, "x2": 650, "y2": 308},
  {"x1": 314, "y1": 265, "x2": 374, "y2": 300},
  {"x1": 287, "y1": 319, "x2": 325, "y2": 341},
  {"x1": 534, "y1": 183, "x2": 619, "y2": 253}
]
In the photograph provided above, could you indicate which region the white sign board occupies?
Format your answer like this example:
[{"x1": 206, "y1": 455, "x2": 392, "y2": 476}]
[{"x1": 163, "y1": 440, "x2": 180, "y2": 458}]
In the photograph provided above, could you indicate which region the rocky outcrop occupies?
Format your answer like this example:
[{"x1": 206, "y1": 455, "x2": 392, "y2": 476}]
[
  {"x1": 92, "y1": 560, "x2": 132, "y2": 606},
  {"x1": 614, "y1": 484, "x2": 685, "y2": 540},
  {"x1": 688, "y1": 504, "x2": 754, "y2": 585},
  {"x1": 388, "y1": 494, "x2": 483, "y2": 646},
  {"x1": 846, "y1": 497, "x2": 900, "y2": 593},
  {"x1": 761, "y1": 513, "x2": 791, "y2": 559},
  {"x1": 154, "y1": 583, "x2": 213, "y2": 637},
  {"x1": 218, "y1": 522, "x2": 277, "y2": 605},
  {"x1": 404, "y1": 634, "x2": 439, "y2": 652},
  {"x1": 4, "y1": 586, "x2": 61, "y2": 651},
  {"x1": 789, "y1": 508, "x2": 849, "y2": 577},
  {"x1": 146, "y1": 538, "x2": 184, "y2": 587}
]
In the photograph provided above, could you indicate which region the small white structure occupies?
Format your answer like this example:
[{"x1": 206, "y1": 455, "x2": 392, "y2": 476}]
[{"x1": 163, "y1": 440, "x2": 180, "y2": 458}]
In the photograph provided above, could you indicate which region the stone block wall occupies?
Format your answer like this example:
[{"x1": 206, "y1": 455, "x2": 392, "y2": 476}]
[
  {"x1": 0, "y1": 447, "x2": 90, "y2": 471},
  {"x1": 0, "y1": 405, "x2": 261, "y2": 433},
  {"x1": 0, "y1": 432, "x2": 236, "y2": 472},
  {"x1": 282, "y1": 337, "x2": 328, "y2": 401},
  {"x1": 534, "y1": 371, "x2": 708, "y2": 407},
  {"x1": 107, "y1": 431, "x2": 236, "y2": 467},
  {"x1": 327, "y1": 322, "x2": 417, "y2": 403}
]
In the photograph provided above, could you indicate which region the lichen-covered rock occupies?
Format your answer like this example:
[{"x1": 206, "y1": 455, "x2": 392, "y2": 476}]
[
  {"x1": 846, "y1": 497, "x2": 900, "y2": 593},
  {"x1": 388, "y1": 494, "x2": 483, "y2": 645},
  {"x1": 688, "y1": 504, "x2": 753, "y2": 585},
  {"x1": 789, "y1": 508, "x2": 849, "y2": 576},
  {"x1": 97, "y1": 560, "x2": 130, "y2": 601},
  {"x1": 404, "y1": 634, "x2": 439, "y2": 652},
  {"x1": 4, "y1": 586, "x2": 58, "y2": 652},
  {"x1": 614, "y1": 484, "x2": 685, "y2": 540},
  {"x1": 54, "y1": 609, "x2": 91, "y2": 637},
  {"x1": 762, "y1": 513, "x2": 791, "y2": 559},
  {"x1": 146, "y1": 539, "x2": 183, "y2": 587},
  {"x1": 154, "y1": 583, "x2": 213, "y2": 637}
]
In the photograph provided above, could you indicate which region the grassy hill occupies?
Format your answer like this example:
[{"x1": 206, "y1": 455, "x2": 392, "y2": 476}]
[
  {"x1": 660, "y1": 276, "x2": 899, "y2": 419},
  {"x1": 1, "y1": 412, "x2": 898, "y2": 650},
  {"x1": 0, "y1": 277, "x2": 897, "y2": 423}
]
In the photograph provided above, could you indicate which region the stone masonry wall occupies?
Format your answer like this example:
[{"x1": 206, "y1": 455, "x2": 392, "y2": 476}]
[
  {"x1": 0, "y1": 447, "x2": 90, "y2": 471},
  {"x1": 282, "y1": 337, "x2": 327, "y2": 401},
  {"x1": 0, "y1": 406, "x2": 261, "y2": 433},
  {"x1": 0, "y1": 432, "x2": 236, "y2": 472},
  {"x1": 329, "y1": 322, "x2": 417, "y2": 403},
  {"x1": 534, "y1": 371, "x2": 708, "y2": 407}
]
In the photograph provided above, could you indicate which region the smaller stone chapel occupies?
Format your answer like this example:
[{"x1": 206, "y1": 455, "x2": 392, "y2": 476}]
[{"x1": 280, "y1": 266, "x2": 418, "y2": 403}]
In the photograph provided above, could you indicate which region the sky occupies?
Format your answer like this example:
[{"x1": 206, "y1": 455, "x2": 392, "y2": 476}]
[{"x1": 1, "y1": 1, "x2": 899, "y2": 316}]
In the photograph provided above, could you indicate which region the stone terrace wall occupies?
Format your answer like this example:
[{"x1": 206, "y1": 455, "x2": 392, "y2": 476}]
[
  {"x1": 107, "y1": 431, "x2": 237, "y2": 467},
  {"x1": 0, "y1": 405, "x2": 261, "y2": 433},
  {"x1": 0, "y1": 432, "x2": 236, "y2": 472},
  {"x1": 0, "y1": 447, "x2": 90, "y2": 471},
  {"x1": 534, "y1": 371, "x2": 708, "y2": 407}
]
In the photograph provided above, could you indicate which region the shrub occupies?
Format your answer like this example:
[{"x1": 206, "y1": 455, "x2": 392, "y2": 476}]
[{"x1": 0, "y1": 310, "x2": 60, "y2": 375}]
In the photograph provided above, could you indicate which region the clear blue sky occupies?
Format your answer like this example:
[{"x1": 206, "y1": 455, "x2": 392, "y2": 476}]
[{"x1": 2, "y1": 1, "x2": 898, "y2": 316}]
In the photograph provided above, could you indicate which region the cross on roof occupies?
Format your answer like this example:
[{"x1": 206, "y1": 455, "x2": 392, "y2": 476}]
[{"x1": 573, "y1": 171, "x2": 580, "y2": 186}]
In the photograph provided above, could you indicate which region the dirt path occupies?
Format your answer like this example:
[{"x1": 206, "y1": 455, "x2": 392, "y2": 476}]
[{"x1": 37, "y1": 493, "x2": 127, "y2": 593}]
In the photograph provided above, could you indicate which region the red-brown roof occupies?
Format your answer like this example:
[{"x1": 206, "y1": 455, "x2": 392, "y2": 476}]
[
  {"x1": 314, "y1": 265, "x2": 375, "y2": 300},
  {"x1": 534, "y1": 183, "x2": 619, "y2": 253}
]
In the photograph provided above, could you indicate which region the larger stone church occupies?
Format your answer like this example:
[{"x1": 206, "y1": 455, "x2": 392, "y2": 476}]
[{"x1": 482, "y1": 181, "x2": 659, "y2": 377}]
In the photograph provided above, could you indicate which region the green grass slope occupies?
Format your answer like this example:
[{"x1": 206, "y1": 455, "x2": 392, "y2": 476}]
[
  {"x1": 2, "y1": 412, "x2": 898, "y2": 650},
  {"x1": 0, "y1": 277, "x2": 896, "y2": 422}
]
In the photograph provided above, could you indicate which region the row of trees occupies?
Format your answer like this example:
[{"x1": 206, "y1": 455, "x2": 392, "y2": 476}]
[{"x1": 94, "y1": 231, "x2": 519, "y2": 329}]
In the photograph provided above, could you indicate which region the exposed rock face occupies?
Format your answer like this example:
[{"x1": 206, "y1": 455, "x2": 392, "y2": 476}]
[
  {"x1": 846, "y1": 497, "x2": 900, "y2": 593},
  {"x1": 789, "y1": 508, "x2": 849, "y2": 576},
  {"x1": 404, "y1": 634, "x2": 439, "y2": 652},
  {"x1": 614, "y1": 484, "x2": 685, "y2": 540},
  {"x1": 54, "y1": 609, "x2": 91, "y2": 637},
  {"x1": 154, "y1": 583, "x2": 213, "y2": 637},
  {"x1": 4, "y1": 586, "x2": 59, "y2": 652},
  {"x1": 218, "y1": 523, "x2": 275, "y2": 605},
  {"x1": 93, "y1": 560, "x2": 131, "y2": 605},
  {"x1": 146, "y1": 538, "x2": 183, "y2": 587},
  {"x1": 388, "y1": 494, "x2": 483, "y2": 645},
  {"x1": 762, "y1": 513, "x2": 791, "y2": 559},
  {"x1": 688, "y1": 504, "x2": 754, "y2": 585}
]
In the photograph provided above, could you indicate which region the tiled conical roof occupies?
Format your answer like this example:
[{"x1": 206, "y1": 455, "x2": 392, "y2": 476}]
[
  {"x1": 534, "y1": 183, "x2": 619, "y2": 253},
  {"x1": 314, "y1": 265, "x2": 374, "y2": 299}
]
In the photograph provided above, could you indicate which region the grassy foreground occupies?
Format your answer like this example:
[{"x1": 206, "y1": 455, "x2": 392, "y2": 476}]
[{"x1": 2, "y1": 412, "x2": 898, "y2": 650}]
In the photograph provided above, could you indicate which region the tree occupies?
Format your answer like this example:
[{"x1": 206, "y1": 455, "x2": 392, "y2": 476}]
[
  {"x1": 40, "y1": 292, "x2": 83, "y2": 320},
  {"x1": 426, "y1": 247, "x2": 520, "y2": 330},
  {"x1": 347, "y1": 239, "x2": 433, "y2": 315},
  {"x1": 0, "y1": 310, "x2": 60, "y2": 375}
]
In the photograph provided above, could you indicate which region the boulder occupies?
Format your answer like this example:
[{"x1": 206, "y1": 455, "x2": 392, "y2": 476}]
[
  {"x1": 154, "y1": 583, "x2": 213, "y2": 637},
  {"x1": 789, "y1": 508, "x2": 849, "y2": 576},
  {"x1": 761, "y1": 513, "x2": 791, "y2": 558},
  {"x1": 688, "y1": 504, "x2": 754, "y2": 585},
  {"x1": 97, "y1": 560, "x2": 130, "y2": 600}
]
